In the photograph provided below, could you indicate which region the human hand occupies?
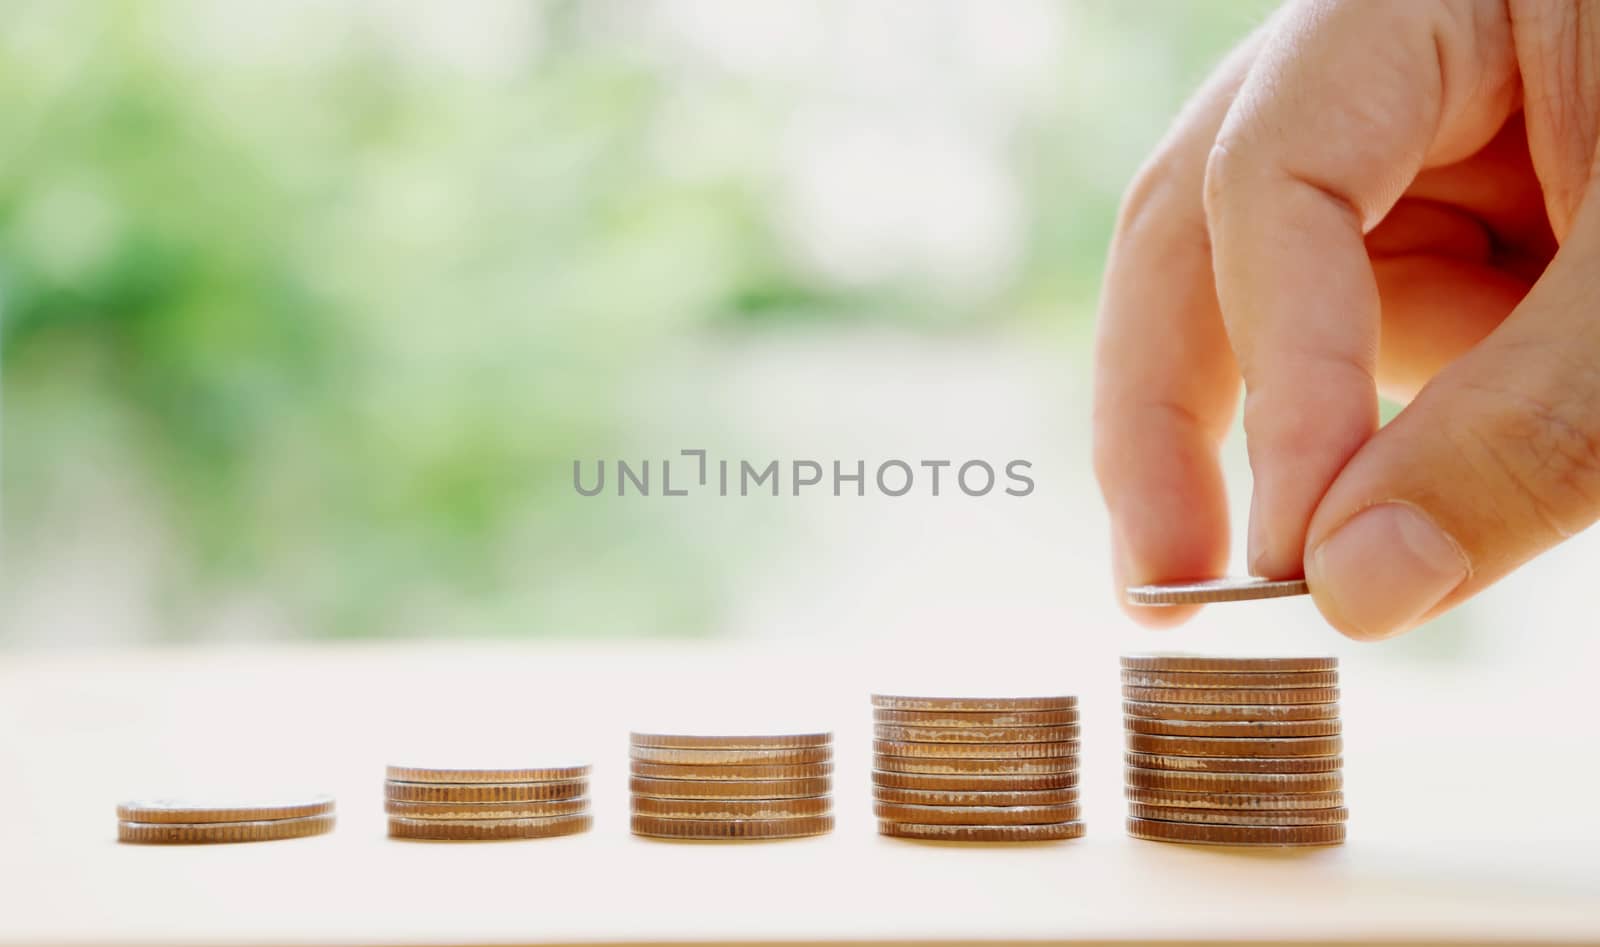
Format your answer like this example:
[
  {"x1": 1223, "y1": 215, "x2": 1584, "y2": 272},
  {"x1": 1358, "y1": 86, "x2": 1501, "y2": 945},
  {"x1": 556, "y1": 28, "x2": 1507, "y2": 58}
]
[{"x1": 1094, "y1": 0, "x2": 1600, "y2": 639}]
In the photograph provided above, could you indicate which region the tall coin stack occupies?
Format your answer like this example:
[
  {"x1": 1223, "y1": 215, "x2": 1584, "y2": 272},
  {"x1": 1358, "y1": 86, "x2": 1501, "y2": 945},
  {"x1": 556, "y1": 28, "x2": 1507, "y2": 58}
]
[
  {"x1": 117, "y1": 795, "x2": 336, "y2": 844},
  {"x1": 871, "y1": 695, "x2": 1084, "y2": 842},
  {"x1": 1121, "y1": 654, "x2": 1346, "y2": 846},
  {"x1": 629, "y1": 733, "x2": 835, "y2": 840},
  {"x1": 384, "y1": 763, "x2": 592, "y2": 841}
]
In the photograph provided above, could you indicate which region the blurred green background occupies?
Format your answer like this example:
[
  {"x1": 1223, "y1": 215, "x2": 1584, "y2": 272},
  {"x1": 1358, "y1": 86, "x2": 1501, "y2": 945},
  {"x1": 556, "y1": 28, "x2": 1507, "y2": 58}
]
[{"x1": 3, "y1": 1, "x2": 1278, "y2": 645}]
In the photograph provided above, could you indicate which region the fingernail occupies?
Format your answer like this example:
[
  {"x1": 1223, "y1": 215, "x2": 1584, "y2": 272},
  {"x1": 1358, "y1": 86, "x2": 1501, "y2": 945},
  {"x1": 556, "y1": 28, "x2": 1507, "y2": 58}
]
[
  {"x1": 1246, "y1": 488, "x2": 1268, "y2": 575},
  {"x1": 1309, "y1": 503, "x2": 1469, "y2": 639}
]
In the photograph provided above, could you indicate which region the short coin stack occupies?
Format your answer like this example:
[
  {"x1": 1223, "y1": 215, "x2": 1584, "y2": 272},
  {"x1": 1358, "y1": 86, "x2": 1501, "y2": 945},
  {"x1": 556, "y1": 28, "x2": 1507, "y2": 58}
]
[
  {"x1": 116, "y1": 795, "x2": 336, "y2": 844},
  {"x1": 1121, "y1": 654, "x2": 1346, "y2": 846},
  {"x1": 871, "y1": 694, "x2": 1084, "y2": 842},
  {"x1": 384, "y1": 763, "x2": 592, "y2": 841},
  {"x1": 628, "y1": 732, "x2": 835, "y2": 840}
]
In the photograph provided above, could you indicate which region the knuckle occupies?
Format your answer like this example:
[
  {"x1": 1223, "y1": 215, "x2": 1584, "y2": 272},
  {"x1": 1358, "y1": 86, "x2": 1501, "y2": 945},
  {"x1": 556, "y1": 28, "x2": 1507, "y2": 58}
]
[{"x1": 1113, "y1": 149, "x2": 1209, "y2": 257}]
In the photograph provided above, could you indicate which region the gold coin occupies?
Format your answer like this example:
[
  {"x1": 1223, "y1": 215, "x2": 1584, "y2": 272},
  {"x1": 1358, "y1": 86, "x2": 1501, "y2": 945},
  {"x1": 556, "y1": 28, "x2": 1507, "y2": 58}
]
[
  {"x1": 1121, "y1": 669, "x2": 1339, "y2": 689},
  {"x1": 1124, "y1": 699, "x2": 1340, "y2": 722},
  {"x1": 628, "y1": 732, "x2": 831, "y2": 750},
  {"x1": 118, "y1": 814, "x2": 334, "y2": 845},
  {"x1": 871, "y1": 695, "x2": 1077, "y2": 712},
  {"x1": 630, "y1": 814, "x2": 833, "y2": 840},
  {"x1": 1124, "y1": 767, "x2": 1342, "y2": 795},
  {"x1": 872, "y1": 769, "x2": 1079, "y2": 792},
  {"x1": 1124, "y1": 577, "x2": 1309, "y2": 606},
  {"x1": 628, "y1": 776, "x2": 831, "y2": 799},
  {"x1": 384, "y1": 780, "x2": 587, "y2": 804},
  {"x1": 873, "y1": 786, "x2": 1079, "y2": 807},
  {"x1": 629, "y1": 760, "x2": 833, "y2": 781},
  {"x1": 383, "y1": 797, "x2": 589, "y2": 820},
  {"x1": 628, "y1": 746, "x2": 832, "y2": 766},
  {"x1": 1121, "y1": 653, "x2": 1337, "y2": 673},
  {"x1": 1125, "y1": 733, "x2": 1343, "y2": 758},
  {"x1": 878, "y1": 820, "x2": 1084, "y2": 842},
  {"x1": 874, "y1": 802, "x2": 1081, "y2": 825},
  {"x1": 1123, "y1": 686, "x2": 1339, "y2": 705},
  {"x1": 873, "y1": 739, "x2": 1079, "y2": 761},
  {"x1": 873, "y1": 708, "x2": 1079, "y2": 728},
  {"x1": 631, "y1": 796, "x2": 831, "y2": 820},
  {"x1": 1126, "y1": 817, "x2": 1344, "y2": 846},
  {"x1": 1128, "y1": 803, "x2": 1349, "y2": 826},
  {"x1": 1126, "y1": 786, "x2": 1345, "y2": 810},
  {"x1": 385, "y1": 764, "x2": 590, "y2": 784},
  {"x1": 874, "y1": 724, "x2": 1081, "y2": 744},
  {"x1": 115, "y1": 795, "x2": 334, "y2": 825},
  {"x1": 876, "y1": 755, "x2": 1077, "y2": 775},
  {"x1": 1124, "y1": 716, "x2": 1341, "y2": 738},
  {"x1": 388, "y1": 814, "x2": 591, "y2": 841},
  {"x1": 1125, "y1": 752, "x2": 1341, "y2": 774}
]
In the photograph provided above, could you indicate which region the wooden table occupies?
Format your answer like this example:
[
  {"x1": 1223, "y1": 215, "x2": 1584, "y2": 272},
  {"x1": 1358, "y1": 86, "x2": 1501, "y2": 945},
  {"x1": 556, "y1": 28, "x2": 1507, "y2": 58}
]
[{"x1": 2, "y1": 641, "x2": 1595, "y2": 945}]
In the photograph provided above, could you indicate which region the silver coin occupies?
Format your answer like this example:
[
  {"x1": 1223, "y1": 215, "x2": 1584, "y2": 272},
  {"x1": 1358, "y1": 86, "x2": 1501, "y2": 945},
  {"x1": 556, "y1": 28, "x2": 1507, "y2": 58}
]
[{"x1": 1126, "y1": 577, "x2": 1309, "y2": 606}]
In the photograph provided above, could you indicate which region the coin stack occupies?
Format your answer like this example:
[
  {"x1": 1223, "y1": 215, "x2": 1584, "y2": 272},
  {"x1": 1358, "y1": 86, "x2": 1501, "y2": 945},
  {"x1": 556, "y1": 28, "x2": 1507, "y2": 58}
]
[
  {"x1": 1121, "y1": 654, "x2": 1346, "y2": 846},
  {"x1": 116, "y1": 795, "x2": 336, "y2": 844},
  {"x1": 871, "y1": 695, "x2": 1084, "y2": 842},
  {"x1": 629, "y1": 732, "x2": 835, "y2": 840},
  {"x1": 384, "y1": 763, "x2": 592, "y2": 841}
]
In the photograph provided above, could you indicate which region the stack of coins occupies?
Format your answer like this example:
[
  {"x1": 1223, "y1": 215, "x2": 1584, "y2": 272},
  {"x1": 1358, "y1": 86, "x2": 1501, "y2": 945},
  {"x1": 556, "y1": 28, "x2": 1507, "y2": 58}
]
[
  {"x1": 629, "y1": 732, "x2": 834, "y2": 840},
  {"x1": 116, "y1": 795, "x2": 336, "y2": 844},
  {"x1": 1121, "y1": 654, "x2": 1346, "y2": 847},
  {"x1": 384, "y1": 763, "x2": 592, "y2": 841},
  {"x1": 871, "y1": 695, "x2": 1084, "y2": 842}
]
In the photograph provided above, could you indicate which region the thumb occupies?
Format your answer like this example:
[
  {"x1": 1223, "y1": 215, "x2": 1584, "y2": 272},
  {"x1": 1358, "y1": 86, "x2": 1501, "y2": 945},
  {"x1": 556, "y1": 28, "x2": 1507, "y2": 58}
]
[{"x1": 1304, "y1": 185, "x2": 1600, "y2": 640}]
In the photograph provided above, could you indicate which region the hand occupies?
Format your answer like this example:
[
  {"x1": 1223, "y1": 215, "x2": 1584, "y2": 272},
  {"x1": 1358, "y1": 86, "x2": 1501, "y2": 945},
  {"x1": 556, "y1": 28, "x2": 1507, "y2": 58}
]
[{"x1": 1094, "y1": 0, "x2": 1600, "y2": 640}]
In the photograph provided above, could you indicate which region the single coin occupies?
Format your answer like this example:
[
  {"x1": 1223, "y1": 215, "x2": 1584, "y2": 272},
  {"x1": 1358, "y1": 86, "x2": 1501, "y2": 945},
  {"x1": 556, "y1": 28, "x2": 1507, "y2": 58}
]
[
  {"x1": 872, "y1": 769, "x2": 1079, "y2": 792},
  {"x1": 628, "y1": 776, "x2": 831, "y2": 799},
  {"x1": 631, "y1": 796, "x2": 831, "y2": 820},
  {"x1": 1124, "y1": 767, "x2": 1342, "y2": 795},
  {"x1": 1125, "y1": 752, "x2": 1341, "y2": 774},
  {"x1": 1121, "y1": 653, "x2": 1337, "y2": 673},
  {"x1": 1125, "y1": 785, "x2": 1345, "y2": 810},
  {"x1": 115, "y1": 795, "x2": 335, "y2": 825},
  {"x1": 873, "y1": 786, "x2": 1079, "y2": 807},
  {"x1": 628, "y1": 746, "x2": 832, "y2": 766},
  {"x1": 1127, "y1": 817, "x2": 1344, "y2": 846},
  {"x1": 871, "y1": 695, "x2": 1077, "y2": 712},
  {"x1": 118, "y1": 814, "x2": 334, "y2": 845},
  {"x1": 873, "y1": 739, "x2": 1079, "y2": 761},
  {"x1": 385, "y1": 763, "x2": 590, "y2": 785},
  {"x1": 384, "y1": 780, "x2": 587, "y2": 804},
  {"x1": 1124, "y1": 699, "x2": 1340, "y2": 722},
  {"x1": 383, "y1": 797, "x2": 588, "y2": 820},
  {"x1": 1124, "y1": 577, "x2": 1309, "y2": 606},
  {"x1": 874, "y1": 802, "x2": 1080, "y2": 826},
  {"x1": 1126, "y1": 733, "x2": 1343, "y2": 758},
  {"x1": 629, "y1": 760, "x2": 833, "y2": 781},
  {"x1": 628, "y1": 732, "x2": 831, "y2": 750},
  {"x1": 874, "y1": 724, "x2": 1081, "y2": 744},
  {"x1": 878, "y1": 820, "x2": 1084, "y2": 842},
  {"x1": 1121, "y1": 669, "x2": 1339, "y2": 690},
  {"x1": 874, "y1": 708, "x2": 1079, "y2": 728},
  {"x1": 1123, "y1": 686, "x2": 1339, "y2": 706},
  {"x1": 630, "y1": 814, "x2": 834, "y2": 840},
  {"x1": 388, "y1": 814, "x2": 591, "y2": 841},
  {"x1": 876, "y1": 755, "x2": 1078, "y2": 776},
  {"x1": 1124, "y1": 716, "x2": 1341, "y2": 738},
  {"x1": 1129, "y1": 803, "x2": 1349, "y2": 826}
]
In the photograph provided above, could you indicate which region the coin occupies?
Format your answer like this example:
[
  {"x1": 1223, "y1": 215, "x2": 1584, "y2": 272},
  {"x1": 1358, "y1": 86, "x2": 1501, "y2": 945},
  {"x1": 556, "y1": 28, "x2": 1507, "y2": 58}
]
[
  {"x1": 388, "y1": 814, "x2": 592, "y2": 841},
  {"x1": 385, "y1": 764, "x2": 590, "y2": 784},
  {"x1": 873, "y1": 724, "x2": 1082, "y2": 744},
  {"x1": 872, "y1": 769, "x2": 1079, "y2": 792},
  {"x1": 878, "y1": 820, "x2": 1084, "y2": 842},
  {"x1": 628, "y1": 776, "x2": 832, "y2": 799},
  {"x1": 631, "y1": 796, "x2": 831, "y2": 820},
  {"x1": 874, "y1": 708, "x2": 1080, "y2": 728},
  {"x1": 1120, "y1": 669, "x2": 1339, "y2": 689},
  {"x1": 1121, "y1": 653, "x2": 1336, "y2": 673},
  {"x1": 1124, "y1": 767, "x2": 1342, "y2": 794},
  {"x1": 876, "y1": 755, "x2": 1078, "y2": 775},
  {"x1": 627, "y1": 733, "x2": 832, "y2": 750},
  {"x1": 1125, "y1": 733, "x2": 1343, "y2": 758},
  {"x1": 1123, "y1": 716, "x2": 1341, "y2": 738},
  {"x1": 1124, "y1": 577, "x2": 1309, "y2": 606},
  {"x1": 384, "y1": 780, "x2": 587, "y2": 804},
  {"x1": 1125, "y1": 785, "x2": 1345, "y2": 810},
  {"x1": 873, "y1": 739, "x2": 1079, "y2": 760},
  {"x1": 115, "y1": 795, "x2": 335, "y2": 825},
  {"x1": 872, "y1": 786, "x2": 1080, "y2": 807},
  {"x1": 630, "y1": 760, "x2": 833, "y2": 780},
  {"x1": 630, "y1": 814, "x2": 834, "y2": 840},
  {"x1": 383, "y1": 798, "x2": 589, "y2": 820},
  {"x1": 1125, "y1": 752, "x2": 1341, "y2": 774},
  {"x1": 874, "y1": 802, "x2": 1081, "y2": 826},
  {"x1": 1123, "y1": 686, "x2": 1339, "y2": 705},
  {"x1": 871, "y1": 695, "x2": 1077, "y2": 712},
  {"x1": 1124, "y1": 699, "x2": 1340, "y2": 722},
  {"x1": 1126, "y1": 817, "x2": 1344, "y2": 846},
  {"x1": 1128, "y1": 804, "x2": 1349, "y2": 826},
  {"x1": 118, "y1": 814, "x2": 335, "y2": 845},
  {"x1": 628, "y1": 746, "x2": 832, "y2": 766}
]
